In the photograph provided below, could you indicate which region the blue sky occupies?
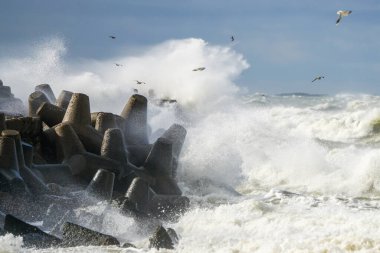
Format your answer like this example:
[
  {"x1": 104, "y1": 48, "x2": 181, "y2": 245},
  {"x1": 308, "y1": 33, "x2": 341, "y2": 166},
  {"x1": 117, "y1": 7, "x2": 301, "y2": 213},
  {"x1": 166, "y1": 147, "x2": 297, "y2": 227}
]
[{"x1": 1, "y1": 0, "x2": 380, "y2": 95}]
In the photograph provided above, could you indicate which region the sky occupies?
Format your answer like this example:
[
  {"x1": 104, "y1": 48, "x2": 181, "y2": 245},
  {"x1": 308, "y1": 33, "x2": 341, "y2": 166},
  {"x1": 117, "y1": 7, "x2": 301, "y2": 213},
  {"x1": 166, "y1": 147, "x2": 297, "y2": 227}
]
[{"x1": 1, "y1": 0, "x2": 380, "y2": 98}]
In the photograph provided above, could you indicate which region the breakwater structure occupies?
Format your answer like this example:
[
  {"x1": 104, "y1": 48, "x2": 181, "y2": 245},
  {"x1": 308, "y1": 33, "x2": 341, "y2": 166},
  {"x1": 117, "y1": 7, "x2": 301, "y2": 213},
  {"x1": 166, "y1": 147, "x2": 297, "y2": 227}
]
[{"x1": 0, "y1": 81, "x2": 188, "y2": 250}]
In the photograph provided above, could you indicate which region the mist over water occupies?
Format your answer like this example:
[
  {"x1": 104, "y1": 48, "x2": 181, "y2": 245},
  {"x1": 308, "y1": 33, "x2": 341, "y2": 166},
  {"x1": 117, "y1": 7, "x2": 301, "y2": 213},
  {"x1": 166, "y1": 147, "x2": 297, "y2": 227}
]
[{"x1": 2, "y1": 37, "x2": 380, "y2": 252}]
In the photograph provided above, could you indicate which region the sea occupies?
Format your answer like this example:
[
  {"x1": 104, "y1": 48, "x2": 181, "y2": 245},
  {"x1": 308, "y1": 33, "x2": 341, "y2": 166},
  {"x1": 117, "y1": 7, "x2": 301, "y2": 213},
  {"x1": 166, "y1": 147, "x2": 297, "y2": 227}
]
[
  {"x1": 2, "y1": 92, "x2": 380, "y2": 253},
  {"x1": 2, "y1": 38, "x2": 380, "y2": 252}
]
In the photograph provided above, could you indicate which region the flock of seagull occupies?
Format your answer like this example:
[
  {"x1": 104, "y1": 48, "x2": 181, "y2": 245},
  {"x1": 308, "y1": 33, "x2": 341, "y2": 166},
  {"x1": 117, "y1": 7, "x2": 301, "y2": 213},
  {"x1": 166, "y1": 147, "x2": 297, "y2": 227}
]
[
  {"x1": 108, "y1": 34, "x2": 209, "y2": 98},
  {"x1": 108, "y1": 34, "x2": 207, "y2": 93},
  {"x1": 107, "y1": 9, "x2": 353, "y2": 96},
  {"x1": 312, "y1": 9, "x2": 352, "y2": 84}
]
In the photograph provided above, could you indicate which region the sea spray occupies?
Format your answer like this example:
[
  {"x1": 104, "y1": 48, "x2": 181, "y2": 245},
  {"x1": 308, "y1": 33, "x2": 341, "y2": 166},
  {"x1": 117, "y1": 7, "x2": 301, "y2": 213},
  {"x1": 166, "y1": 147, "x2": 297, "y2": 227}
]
[
  {"x1": 2, "y1": 37, "x2": 380, "y2": 252},
  {"x1": 0, "y1": 37, "x2": 248, "y2": 113}
]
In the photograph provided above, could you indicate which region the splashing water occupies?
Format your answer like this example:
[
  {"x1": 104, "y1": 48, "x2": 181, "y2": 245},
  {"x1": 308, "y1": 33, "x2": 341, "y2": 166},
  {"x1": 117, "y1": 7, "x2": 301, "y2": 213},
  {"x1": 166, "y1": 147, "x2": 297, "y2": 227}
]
[{"x1": 2, "y1": 37, "x2": 380, "y2": 252}]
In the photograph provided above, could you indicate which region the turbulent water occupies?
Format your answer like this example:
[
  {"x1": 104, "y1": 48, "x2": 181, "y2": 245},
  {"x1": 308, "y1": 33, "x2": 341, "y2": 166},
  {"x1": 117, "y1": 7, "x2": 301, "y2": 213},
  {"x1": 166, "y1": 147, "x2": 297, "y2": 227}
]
[
  {"x1": 2, "y1": 38, "x2": 380, "y2": 252},
  {"x1": 3, "y1": 92, "x2": 380, "y2": 252}
]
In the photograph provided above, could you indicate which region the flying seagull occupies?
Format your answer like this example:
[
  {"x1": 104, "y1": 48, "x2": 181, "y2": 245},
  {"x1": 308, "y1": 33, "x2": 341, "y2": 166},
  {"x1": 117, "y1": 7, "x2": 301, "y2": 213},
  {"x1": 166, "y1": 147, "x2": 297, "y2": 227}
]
[
  {"x1": 115, "y1": 63, "x2": 123, "y2": 67},
  {"x1": 231, "y1": 36, "x2": 235, "y2": 42},
  {"x1": 312, "y1": 76, "x2": 325, "y2": 83},
  {"x1": 109, "y1": 35, "x2": 116, "y2": 39},
  {"x1": 135, "y1": 80, "x2": 146, "y2": 85},
  {"x1": 193, "y1": 67, "x2": 206, "y2": 71},
  {"x1": 336, "y1": 10, "x2": 352, "y2": 25},
  {"x1": 160, "y1": 98, "x2": 177, "y2": 104}
]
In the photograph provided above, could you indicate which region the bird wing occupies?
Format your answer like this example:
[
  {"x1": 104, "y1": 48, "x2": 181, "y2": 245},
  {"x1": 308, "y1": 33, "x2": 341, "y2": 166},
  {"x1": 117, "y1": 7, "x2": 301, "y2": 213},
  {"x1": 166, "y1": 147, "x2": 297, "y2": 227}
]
[
  {"x1": 336, "y1": 14, "x2": 342, "y2": 25},
  {"x1": 312, "y1": 77, "x2": 318, "y2": 82}
]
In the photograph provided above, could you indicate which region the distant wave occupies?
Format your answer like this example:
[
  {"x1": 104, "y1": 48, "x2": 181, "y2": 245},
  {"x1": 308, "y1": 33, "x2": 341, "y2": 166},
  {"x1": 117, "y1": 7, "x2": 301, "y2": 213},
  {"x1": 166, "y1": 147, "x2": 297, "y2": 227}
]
[{"x1": 276, "y1": 92, "x2": 327, "y2": 97}]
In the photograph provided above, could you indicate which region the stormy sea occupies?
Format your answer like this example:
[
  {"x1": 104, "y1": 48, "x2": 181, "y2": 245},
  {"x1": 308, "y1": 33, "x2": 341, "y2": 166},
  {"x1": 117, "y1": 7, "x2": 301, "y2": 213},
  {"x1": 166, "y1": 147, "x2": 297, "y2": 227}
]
[{"x1": 2, "y1": 38, "x2": 380, "y2": 252}]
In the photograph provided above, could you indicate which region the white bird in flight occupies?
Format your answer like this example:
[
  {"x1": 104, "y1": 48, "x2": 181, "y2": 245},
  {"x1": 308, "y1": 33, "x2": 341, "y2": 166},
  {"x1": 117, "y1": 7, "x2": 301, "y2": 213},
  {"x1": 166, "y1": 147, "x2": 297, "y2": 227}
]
[{"x1": 336, "y1": 10, "x2": 352, "y2": 25}]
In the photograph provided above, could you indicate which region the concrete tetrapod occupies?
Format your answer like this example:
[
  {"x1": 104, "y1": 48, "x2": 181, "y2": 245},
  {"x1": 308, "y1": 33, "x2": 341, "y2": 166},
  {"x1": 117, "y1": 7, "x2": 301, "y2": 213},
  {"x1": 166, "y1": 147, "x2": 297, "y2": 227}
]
[
  {"x1": 101, "y1": 128, "x2": 155, "y2": 194},
  {"x1": 20, "y1": 141, "x2": 75, "y2": 186},
  {"x1": 86, "y1": 168, "x2": 115, "y2": 201},
  {"x1": 1, "y1": 130, "x2": 50, "y2": 194},
  {"x1": 125, "y1": 177, "x2": 152, "y2": 213},
  {"x1": 144, "y1": 137, "x2": 182, "y2": 195},
  {"x1": 28, "y1": 91, "x2": 50, "y2": 117},
  {"x1": 4, "y1": 214, "x2": 62, "y2": 248},
  {"x1": 161, "y1": 124, "x2": 187, "y2": 178},
  {"x1": 5, "y1": 116, "x2": 42, "y2": 140},
  {"x1": 35, "y1": 84, "x2": 56, "y2": 104},
  {"x1": 95, "y1": 112, "x2": 117, "y2": 135},
  {"x1": 62, "y1": 93, "x2": 103, "y2": 154},
  {"x1": 149, "y1": 226, "x2": 174, "y2": 250},
  {"x1": 36, "y1": 102, "x2": 66, "y2": 127},
  {"x1": 0, "y1": 136, "x2": 28, "y2": 194},
  {"x1": 120, "y1": 94, "x2": 149, "y2": 146},
  {"x1": 61, "y1": 222, "x2": 120, "y2": 247},
  {"x1": 55, "y1": 123, "x2": 120, "y2": 182},
  {"x1": 56, "y1": 90, "x2": 73, "y2": 110}
]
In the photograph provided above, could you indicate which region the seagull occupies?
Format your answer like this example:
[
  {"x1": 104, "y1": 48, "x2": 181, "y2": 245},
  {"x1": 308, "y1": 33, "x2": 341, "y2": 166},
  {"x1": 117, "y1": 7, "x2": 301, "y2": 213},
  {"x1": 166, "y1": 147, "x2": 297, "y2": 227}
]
[
  {"x1": 231, "y1": 36, "x2": 235, "y2": 42},
  {"x1": 192, "y1": 67, "x2": 206, "y2": 71},
  {"x1": 135, "y1": 80, "x2": 146, "y2": 85},
  {"x1": 336, "y1": 10, "x2": 352, "y2": 25},
  {"x1": 159, "y1": 98, "x2": 177, "y2": 105},
  {"x1": 312, "y1": 76, "x2": 325, "y2": 83},
  {"x1": 133, "y1": 88, "x2": 138, "y2": 93},
  {"x1": 161, "y1": 98, "x2": 177, "y2": 103},
  {"x1": 109, "y1": 35, "x2": 116, "y2": 39},
  {"x1": 115, "y1": 63, "x2": 123, "y2": 67}
]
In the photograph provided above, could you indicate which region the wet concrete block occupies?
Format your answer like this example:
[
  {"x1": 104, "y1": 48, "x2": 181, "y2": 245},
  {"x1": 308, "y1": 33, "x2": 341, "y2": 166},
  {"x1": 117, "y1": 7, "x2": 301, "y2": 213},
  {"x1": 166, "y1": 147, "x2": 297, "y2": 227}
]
[
  {"x1": 4, "y1": 214, "x2": 62, "y2": 248},
  {"x1": 120, "y1": 94, "x2": 149, "y2": 145},
  {"x1": 125, "y1": 177, "x2": 153, "y2": 213},
  {"x1": 62, "y1": 93, "x2": 91, "y2": 126},
  {"x1": 101, "y1": 128, "x2": 147, "y2": 180},
  {"x1": 74, "y1": 124, "x2": 104, "y2": 155},
  {"x1": 161, "y1": 124, "x2": 187, "y2": 177},
  {"x1": 32, "y1": 164, "x2": 75, "y2": 186},
  {"x1": 95, "y1": 112, "x2": 117, "y2": 135},
  {"x1": 144, "y1": 137, "x2": 173, "y2": 177},
  {"x1": 149, "y1": 225, "x2": 174, "y2": 250},
  {"x1": 127, "y1": 144, "x2": 152, "y2": 167},
  {"x1": 2, "y1": 130, "x2": 49, "y2": 194},
  {"x1": 0, "y1": 136, "x2": 28, "y2": 194},
  {"x1": 28, "y1": 91, "x2": 50, "y2": 117},
  {"x1": 55, "y1": 123, "x2": 120, "y2": 181},
  {"x1": 55, "y1": 123, "x2": 86, "y2": 158},
  {"x1": 62, "y1": 222, "x2": 120, "y2": 247},
  {"x1": 86, "y1": 169, "x2": 115, "y2": 201},
  {"x1": 35, "y1": 84, "x2": 56, "y2": 104},
  {"x1": 37, "y1": 102, "x2": 65, "y2": 127},
  {"x1": 56, "y1": 90, "x2": 73, "y2": 110},
  {"x1": 5, "y1": 116, "x2": 42, "y2": 139}
]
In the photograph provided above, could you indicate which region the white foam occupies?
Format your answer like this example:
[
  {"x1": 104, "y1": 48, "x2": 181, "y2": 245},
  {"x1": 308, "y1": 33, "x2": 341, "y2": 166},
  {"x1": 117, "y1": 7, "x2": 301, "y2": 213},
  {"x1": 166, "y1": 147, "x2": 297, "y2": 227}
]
[
  {"x1": 0, "y1": 233, "x2": 24, "y2": 252},
  {"x1": 172, "y1": 194, "x2": 380, "y2": 253}
]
